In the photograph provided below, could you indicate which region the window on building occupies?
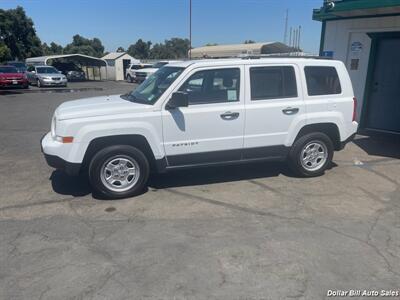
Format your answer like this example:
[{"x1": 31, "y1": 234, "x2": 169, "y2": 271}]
[{"x1": 305, "y1": 66, "x2": 342, "y2": 96}]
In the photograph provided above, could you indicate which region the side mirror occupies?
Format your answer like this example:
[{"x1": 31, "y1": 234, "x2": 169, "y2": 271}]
[
  {"x1": 166, "y1": 91, "x2": 189, "y2": 109},
  {"x1": 31, "y1": 70, "x2": 36, "y2": 74}
]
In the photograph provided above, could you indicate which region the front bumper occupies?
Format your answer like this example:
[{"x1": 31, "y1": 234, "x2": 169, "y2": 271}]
[
  {"x1": 40, "y1": 79, "x2": 67, "y2": 86},
  {"x1": 41, "y1": 132, "x2": 81, "y2": 176},
  {"x1": 0, "y1": 80, "x2": 28, "y2": 88}
]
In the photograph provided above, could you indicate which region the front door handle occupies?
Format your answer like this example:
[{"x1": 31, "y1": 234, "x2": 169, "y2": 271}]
[
  {"x1": 220, "y1": 111, "x2": 239, "y2": 120},
  {"x1": 282, "y1": 107, "x2": 299, "y2": 115}
]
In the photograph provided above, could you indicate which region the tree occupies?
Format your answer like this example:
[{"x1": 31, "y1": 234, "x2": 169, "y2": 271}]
[
  {"x1": 205, "y1": 43, "x2": 218, "y2": 46},
  {"x1": 244, "y1": 40, "x2": 256, "y2": 44},
  {"x1": 0, "y1": 6, "x2": 43, "y2": 60},
  {"x1": 42, "y1": 42, "x2": 63, "y2": 55},
  {"x1": 116, "y1": 46, "x2": 125, "y2": 52},
  {"x1": 0, "y1": 43, "x2": 12, "y2": 61},
  {"x1": 149, "y1": 38, "x2": 190, "y2": 59},
  {"x1": 127, "y1": 39, "x2": 152, "y2": 59},
  {"x1": 63, "y1": 34, "x2": 104, "y2": 57}
]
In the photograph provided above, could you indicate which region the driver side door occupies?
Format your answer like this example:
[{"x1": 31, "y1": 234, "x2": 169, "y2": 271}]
[{"x1": 162, "y1": 66, "x2": 245, "y2": 167}]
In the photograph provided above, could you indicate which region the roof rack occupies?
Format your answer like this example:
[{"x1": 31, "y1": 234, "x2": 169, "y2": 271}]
[{"x1": 240, "y1": 54, "x2": 332, "y2": 60}]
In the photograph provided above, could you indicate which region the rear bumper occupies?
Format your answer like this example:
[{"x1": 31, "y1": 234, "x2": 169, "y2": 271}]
[{"x1": 41, "y1": 133, "x2": 81, "y2": 176}]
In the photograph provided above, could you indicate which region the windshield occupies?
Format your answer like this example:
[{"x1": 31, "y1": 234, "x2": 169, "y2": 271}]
[
  {"x1": 36, "y1": 67, "x2": 59, "y2": 74},
  {"x1": 152, "y1": 62, "x2": 168, "y2": 68},
  {"x1": 0, "y1": 66, "x2": 18, "y2": 73},
  {"x1": 122, "y1": 66, "x2": 184, "y2": 105}
]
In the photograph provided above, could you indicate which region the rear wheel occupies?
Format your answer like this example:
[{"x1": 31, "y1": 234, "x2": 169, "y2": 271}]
[
  {"x1": 88, "y1": 145, "x2": 150, "y2": 199},
  {"x1": 288, "y1": 132, "x2": 333, "y2": 177},
  {"x1": 127, "y1": 74, "x2": 132, "y2": 83}
]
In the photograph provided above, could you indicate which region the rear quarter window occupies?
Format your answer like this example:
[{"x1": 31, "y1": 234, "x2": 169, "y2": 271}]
[{"x1": 304, "y1": 66, "x2": 341, "y2": 96}]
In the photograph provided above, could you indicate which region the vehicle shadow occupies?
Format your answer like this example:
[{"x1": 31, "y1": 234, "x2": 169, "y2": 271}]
[
  {"x1": 354, "y1": 135, "x2": 400, "y2": 159},
  {"x1": 50, "y1": 170, "x2": 92, "y2": 197},
  {"x1": 49, "y1": 161, "x2": 338, "y2": 199},
  {"x1": 148, "y1": 161, "x2": 290, "y2": 190}
]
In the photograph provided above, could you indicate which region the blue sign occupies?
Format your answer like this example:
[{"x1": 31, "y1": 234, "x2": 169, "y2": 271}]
[{"x1": 322, "y1": 51, "x2": 334, "y2": 58}]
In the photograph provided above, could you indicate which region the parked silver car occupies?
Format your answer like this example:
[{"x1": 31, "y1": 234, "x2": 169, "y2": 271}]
[{"x1": 26, "y1": 65, "x2": 67, "y2": 87}]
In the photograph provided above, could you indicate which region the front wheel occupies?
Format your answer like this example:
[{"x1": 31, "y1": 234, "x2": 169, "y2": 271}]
[
  {"x1": 288, "y1": 132, "x2": 334, "y2": 177},
  {"x1": 127, "y1": 75, "x2": 132, "y2": 83},
  {"x1": 37, "y1": 79, "x2": 42, "y2": 88},
  {"x1": 88, "y1": 145, "x2": 150, "y2": 199}
]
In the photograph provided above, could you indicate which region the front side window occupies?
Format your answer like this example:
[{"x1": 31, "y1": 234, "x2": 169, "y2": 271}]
[
  {"x1": 179, "y1": 68, "x2": 240, "y2": 104},
  {"x1": 305, "y1": 66, "x2": 341, "y2": 96},
  {"x1": 122, "y1": 66, "x2": 184, "y2": 105},
  {"x1": 250, "y1": 66, "x2": 297, "y2": 100}
]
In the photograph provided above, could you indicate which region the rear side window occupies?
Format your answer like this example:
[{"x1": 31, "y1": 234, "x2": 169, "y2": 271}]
[
  {"x1": 305, "y1": 66, "x2": 342, "y2": 96},
  {"x1": 250, "y1": 66, "x2": 297, "y2": 100}
]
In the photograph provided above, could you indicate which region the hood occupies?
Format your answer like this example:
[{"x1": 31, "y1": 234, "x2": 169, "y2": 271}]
[
  {"x1": 37, "y1": 73, "x2": 64, "y2": 78},
  {"x1": 0, "y1": 72, "x2": 24, "y2": 79},
  {"x1": 136, "y1": 68, "x2": 158, "y2": 74},
  {"x1": 56, "y1": 94, "x2": 152, "y2": 121}
]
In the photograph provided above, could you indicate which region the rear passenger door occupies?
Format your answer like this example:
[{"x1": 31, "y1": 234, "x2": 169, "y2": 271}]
[{"x1": 243, "y1": 64, "x2": 306, "y2": 159}]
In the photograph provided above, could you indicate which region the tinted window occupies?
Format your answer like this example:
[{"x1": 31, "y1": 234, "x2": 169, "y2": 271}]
[
  {"x1": 250, "y1": 66, "x2": 297, "y2": 100},
  {"x1": 305, "y1": 66, "x2": 341, "y2": 96},
  {"x1": 36, "y1": 67, "x2": 59, "y2": 74},
  {"x1": 179, "y1": 68, "x2": 240, "y2": 104}
]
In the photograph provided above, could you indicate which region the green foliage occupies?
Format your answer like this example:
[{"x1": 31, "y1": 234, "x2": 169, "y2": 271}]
[
  {"x1": 116, "y1": 46, "x2": 125, "y2": 52},
  {"x1": 205, "y1": 43, "x2": 218, "y2": 46},
  {"x1": 0, "y1": 43, "x2": 12, "y2": 61},
  {"x1": 128, "y1": 37, "x2": 190, "y2": 59},
  {"x1": 63, "y1": 34, "x2": 105, "y2": 57},
  {"x1": 244, "y1": 40, "x2": 256, "y2": 44},
  {"x1": 42, "y1": 42, "x2": 63, "y2": 55},
  {"x1": 0, "y1": 6, "x2": 43, "y2": 60},
  {"x1": 127, "y1": 39, "x2": 152, "y2": 59}
]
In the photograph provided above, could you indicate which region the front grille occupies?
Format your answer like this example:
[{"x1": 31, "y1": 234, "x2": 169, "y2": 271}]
[
  {"x1": 52, "y1": 77, "x2": 61, "y2": 80},
  {"x1": 136, "y1": 72, "x2": 147, "y2": 78}
]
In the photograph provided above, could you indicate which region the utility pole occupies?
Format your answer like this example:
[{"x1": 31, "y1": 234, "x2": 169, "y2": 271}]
[
  {"x1": 283, "y1": 9, "x2": 289, "y2": 44},
  {"x1": 189, "y1": 0, "x2": 192, "y2": 59}
]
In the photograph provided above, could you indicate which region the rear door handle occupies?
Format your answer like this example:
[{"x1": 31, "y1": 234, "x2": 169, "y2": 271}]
[
  {"x1": 220, "y1": 111, "x2": 239, "y2": 120},
  {"x1": 282, "y1": 107, "x2": 299, "y2": 115}
]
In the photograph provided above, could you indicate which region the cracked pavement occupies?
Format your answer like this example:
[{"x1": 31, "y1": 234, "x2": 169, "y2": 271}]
[{"x1": 0, "y1": 81, "x2": 400, "y2": 300}]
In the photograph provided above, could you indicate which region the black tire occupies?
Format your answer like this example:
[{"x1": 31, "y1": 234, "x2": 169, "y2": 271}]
[
  {"x1": 88, "y1": 145, "x2": 150, "y2": 199},
  {"x1": 288, "y1": 132, "x2": 334, "y2": 177},
  {"x1": 127, "y1": 75, "x2": 132, "y2": 83}
]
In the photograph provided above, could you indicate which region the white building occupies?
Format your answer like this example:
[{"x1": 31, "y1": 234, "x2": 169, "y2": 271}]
[
  {"x1": 314, "y1": 0, "x2": 400, "y2": 134},
  {"x1": 190, "y1": 42, "x2": 296, "y2": 59},
  {"x1": 102, "y1": 52, "x2": 139, "y2": 81}
]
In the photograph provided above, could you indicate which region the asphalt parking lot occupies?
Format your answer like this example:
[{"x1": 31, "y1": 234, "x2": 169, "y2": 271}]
[{"x1": 0, "y1": 81, "x2": 399, "y2": 300}]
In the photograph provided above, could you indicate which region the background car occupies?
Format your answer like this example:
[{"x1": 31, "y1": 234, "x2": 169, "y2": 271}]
[
  {"x1": 126, "y1": 63, "x2": 153, "y2": 83},
  {"x1": 51, "y1": 62, "x2": 86, "y2": 81},
  {"x1": 6, "y1": 61, "x2": 27, "y2": 73},
  {"x1": 132, "y1": 61, "x2": 180, "y2": 82},
  {"x1": 0, "y1": 65, "x2": 29, "y2": 89},
  {"x1": 26, "y1": 65, "x2": 67, "y2": 87}
]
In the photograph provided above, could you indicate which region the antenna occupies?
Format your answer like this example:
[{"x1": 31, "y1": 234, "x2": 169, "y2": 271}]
[{"x1": 283, "y1": 9, "x2": 289, "y2": 44}]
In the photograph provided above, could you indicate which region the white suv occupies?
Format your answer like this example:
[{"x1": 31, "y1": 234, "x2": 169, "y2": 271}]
[
  {"x1": 41, "y1": 58, "x2": 358, "y2": 199},
  {"x1": 130, "y1": 60, "x2": 180, "y2": 82}
]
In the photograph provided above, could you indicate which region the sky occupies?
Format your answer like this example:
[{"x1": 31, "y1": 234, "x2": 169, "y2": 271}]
[{"x1": 1, "y1": 0, "x2": 323, "y2": 54}]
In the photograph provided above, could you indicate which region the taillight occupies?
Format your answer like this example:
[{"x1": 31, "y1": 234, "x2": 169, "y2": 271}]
[{"x1": 352, "y1": 97, "x2": 357, "y2": 122}]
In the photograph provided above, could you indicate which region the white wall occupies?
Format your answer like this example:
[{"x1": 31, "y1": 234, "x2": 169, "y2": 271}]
[{"x1": 323, "y1": 15, "x2": 400, "y2": 120}]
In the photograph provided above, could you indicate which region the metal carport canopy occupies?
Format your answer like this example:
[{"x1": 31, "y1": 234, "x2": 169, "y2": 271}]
[{"x1": 25, "y1": 54, "x2": 107, "y2": 67}]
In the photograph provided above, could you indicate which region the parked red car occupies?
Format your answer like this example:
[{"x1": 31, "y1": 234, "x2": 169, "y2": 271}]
[{"x1": 0, "y1": 65, "x2": 29, "y2": 89}]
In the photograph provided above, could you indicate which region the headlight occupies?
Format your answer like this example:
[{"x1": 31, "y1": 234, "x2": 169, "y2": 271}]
[
  {"x1": 43, "y1": 76, "x2": 51, "y2": 80},
  {"x1": 51, "y1": 115, "x2": 56, "y2": 137}
]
